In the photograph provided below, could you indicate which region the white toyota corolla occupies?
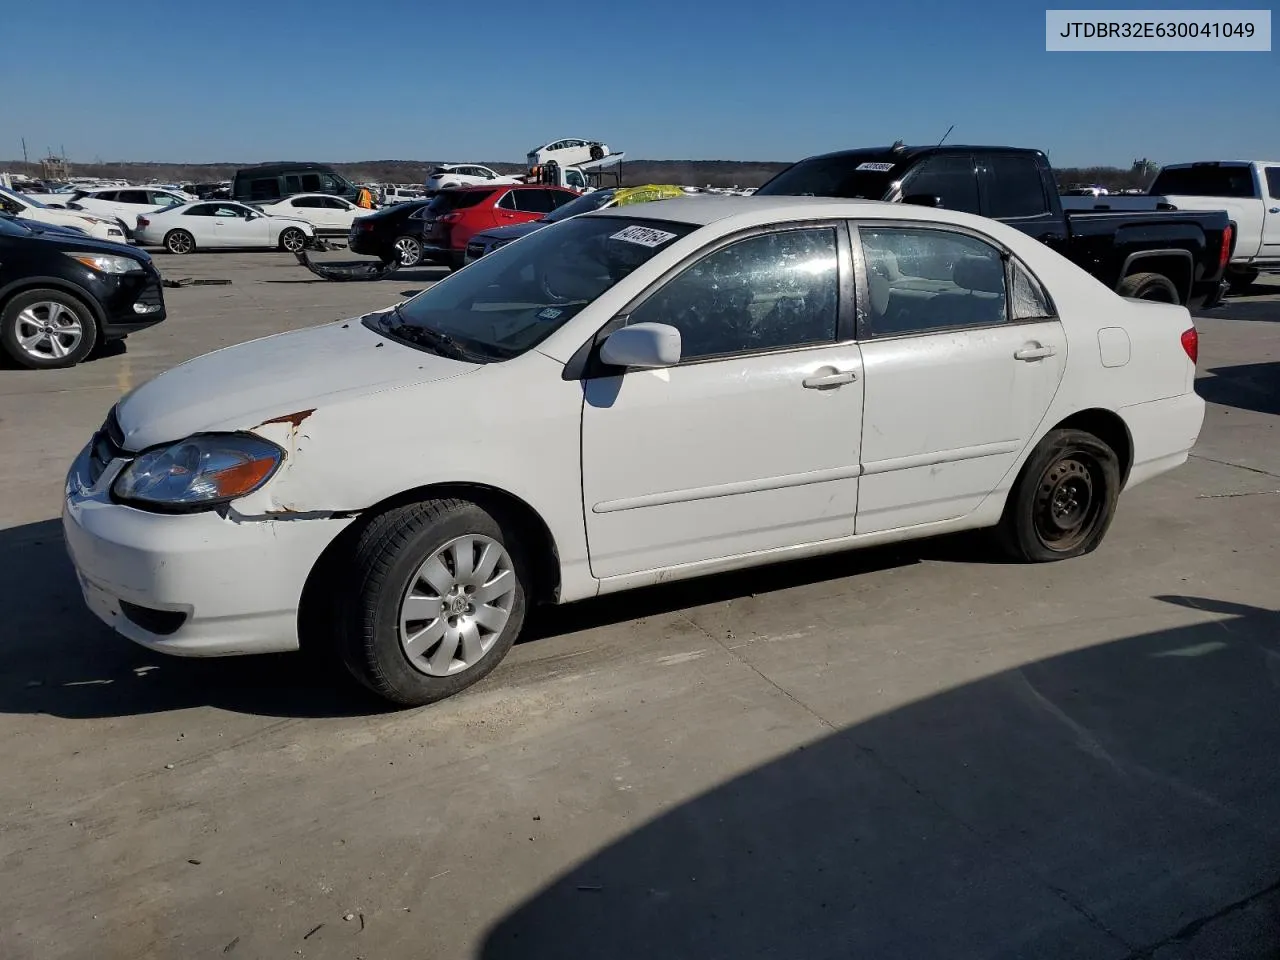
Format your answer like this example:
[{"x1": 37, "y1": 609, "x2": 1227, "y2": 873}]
[{"x1": 63, "y1": 197, "x2": 1205, "y2": 706}]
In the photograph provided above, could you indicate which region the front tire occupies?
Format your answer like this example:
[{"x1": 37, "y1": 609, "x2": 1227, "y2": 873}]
[
  {"x1": 1, "y1": 288, "x2": 99, "y2": 369},
  {"x1": 394, "y1": 235, "x2": 423, "y2": 267},
  {"x1": 998, "y1": 428, "x2": 1121, "y2": 563},
  {"x1": 279, "y1": 227, "x2": 307, "y2": 253},
  {"x1": 164, "y1": 229, "x2": 195, "y2": 255},
  {"x1": 336, "y1": 499, "x2": 529, "y2": 707},
  {"x1": 1116, "y1": 271, "x2": 1179, "y2": 303}
]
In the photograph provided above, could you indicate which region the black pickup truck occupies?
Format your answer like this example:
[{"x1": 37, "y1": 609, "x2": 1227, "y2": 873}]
[{"x1": 755, "y1": 145, "x2": 1233, "y2": 309}]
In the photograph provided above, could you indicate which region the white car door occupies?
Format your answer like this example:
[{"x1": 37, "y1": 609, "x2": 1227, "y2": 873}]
[
  {"x1": 580, "y1": 225, "x2": 864, "y2": 580},
  {"x1": 1262, "y1": 165, "x2": 1280, "y2": 262},
  {"x1": 214, "y1": 203, "x2": 271, "y2": 247},
  {"x1": 852, "y1": 221, "x2": 1066, "y2": 534}
]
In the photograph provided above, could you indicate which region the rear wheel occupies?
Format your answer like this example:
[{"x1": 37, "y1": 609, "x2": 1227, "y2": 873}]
[
  {"x1": 1116, "y1": 271, "x2": 1179, "y2": 303},
  {"x1": 278, "y1": 227, "x2": 307, "y2": 253},
  {"x1": 1, "y1": 288, "x2": 99, "y2": 369},
  {"x1": 998, "y1": 428, "x2": 1121, "y2": 563},
  {"x1": 164, "y1": 229, "x2": 195, "y2": 255},
  {"x1": 335, "y1": 499, "x2": 529, "y2": 707},
  {"x1": 394, "y1": 236, "x2": 423, "y2": 267}
]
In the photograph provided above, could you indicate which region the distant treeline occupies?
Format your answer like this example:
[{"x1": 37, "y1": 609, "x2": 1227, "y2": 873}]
[{"x1": 1, "y1": 159, "x2": 1159, "y2": 192}]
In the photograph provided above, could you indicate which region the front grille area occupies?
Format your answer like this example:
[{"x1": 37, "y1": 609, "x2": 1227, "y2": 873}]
[{"x1": 87, "y1": 407, "x2": 127, "y2": 484}]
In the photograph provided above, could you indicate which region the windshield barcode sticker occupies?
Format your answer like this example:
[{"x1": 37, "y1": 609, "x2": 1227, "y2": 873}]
[
  {"x1": 610, "y1": 225, "x2": 678, "y2": 247},
  {"x1": 856, "y1": 162, "x2": 896, "y2": 172}
]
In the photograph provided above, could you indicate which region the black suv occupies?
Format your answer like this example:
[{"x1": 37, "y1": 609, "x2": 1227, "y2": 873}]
[
  {"x1": 346, "y1": 198, "x2": 432, "y2": 265},
  {"x1": 0, "y1": 215, "x2": 165, "y2": 369}
]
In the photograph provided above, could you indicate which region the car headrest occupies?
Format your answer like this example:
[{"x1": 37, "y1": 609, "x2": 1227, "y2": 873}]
[
  {"x1": 868, "y1": 272, "x2": 890, "y2": 316},
  {"x1": 952, "y1": 255, "x2": 1005, "y2": 294}
]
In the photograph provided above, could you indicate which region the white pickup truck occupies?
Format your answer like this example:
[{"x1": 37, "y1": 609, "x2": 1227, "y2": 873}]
[{"x1": 1149, "y1": 160, "x2": 1280, "y2": 291}]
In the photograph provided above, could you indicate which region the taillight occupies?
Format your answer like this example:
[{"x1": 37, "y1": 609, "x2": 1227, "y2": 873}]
[
  {"x1": 439, "y1": 212, "x2": 462, "y2": 224},
  {"x1": 358, "y1": 220, "x2": 375, "y2": 231},
  {"x1": 1180, "y1": 327, "x2": 1199, "y2": 364},
  {"x1": 1219, "y1": 224, "x2": 1232, "y2": 271},
  {"x1": 136, "y1": 216, "x2": 150, "y2": 227}
]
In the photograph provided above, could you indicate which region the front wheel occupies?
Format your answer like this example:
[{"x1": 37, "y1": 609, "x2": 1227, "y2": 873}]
[
  {"x1": 1, "y1": 288, "x2": 99, "y2": 369},
  {"x1": 164, "y1": 229, "x2": 195, "y2": 255},
  {"x1": 336, "y1": 499, "x2": 529, "y2": 707},
  {"x1": 278, "y1": 227, "x2": 307, "y2": 253},
  {"x1": 998, "y1": 428, "x2": 1121, "y2": 563}
]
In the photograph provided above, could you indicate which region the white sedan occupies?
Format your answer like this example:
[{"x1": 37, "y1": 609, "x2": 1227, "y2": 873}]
[
  {"x1": 63, "y1": 197, "x2": 1204, "y2": 707},
  {"x1": 134, "y1": 200, "x2": 315, "y2": 254},
  {"x1": 526, "y1": 138, "x2": 609, "y2": 168},
  {"x1": 253, "y1": 193, "x2": 374, "y2": 235}
]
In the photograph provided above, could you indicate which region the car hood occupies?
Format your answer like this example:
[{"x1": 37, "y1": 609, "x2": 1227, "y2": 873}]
[
  {"x1": 115, "y1": 315, "x2": 478, "y2": 450},
  {"x1": 37, "y1": 231, "x2": 150, "y2": 259},
  {"x1": 474, "y1": 221, "x2": 548, "y2": 243}
]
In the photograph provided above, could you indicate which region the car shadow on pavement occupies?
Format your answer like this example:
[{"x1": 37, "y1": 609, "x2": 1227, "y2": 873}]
[
  {"x1": 0, "y1": 519, "x2": 390, "y2": 720},
  {"x1": 482, "y1": 595, "x2": 1280, "y2": 960},
  {"x1": 1196, "y1": 363, "x2": 1280, "y2": 416},
  {"x1": 1211, "y1": 299, "x2": 1280, "y2": 323}
]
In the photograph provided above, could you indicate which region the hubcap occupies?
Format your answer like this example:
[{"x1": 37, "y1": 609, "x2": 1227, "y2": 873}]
[
  {"x1": 1033, "y1": 456, "x2": 1098, "y2": 549},
  {"x1": 15, "y1": 301, "x2": 83, "y2": 360},
  {"x1": 169, "y1": 233, "x2": 192, "y2": 253},
  {"x1": 395, "y1": 239, "x2": 419, "y2": 264},
  {"x1": 398, "y1": 535, "x2": 516, "y2": 677}
]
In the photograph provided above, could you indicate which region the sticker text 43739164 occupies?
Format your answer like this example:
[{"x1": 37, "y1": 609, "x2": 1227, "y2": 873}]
[{"x1": 610, "y1": 225, "x2": 678, "y2": 248}]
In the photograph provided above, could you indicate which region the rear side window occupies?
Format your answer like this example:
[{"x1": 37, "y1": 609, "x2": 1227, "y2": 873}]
[
  {"x1": 1010, "y1": 259, "x2": 1054, "y2": 319},
  {"x1": 513, "y1": 190, "x2": 556, "y2": 213},
  {"x1": 117, "y1": 190, "x2": 150, "y2": 204},
  {"x1": 249, "y1": 178, "x2": 281, "y2": 201},
  {"x1": 1266, "y1": 168, "x2": 1280, "y2": 199},
  {"x1": 1151, "y1": 165, "x2": 1258, "y2": 198},
  {"x1": 900, "y1": 156, "x2": 979, "y2": 213},
  {"x1": 94, "y1": 190, "x2": 118, "y2": 201},
  {"x1": 300, "y1": 173, "x2": 322, "y2": 192},
  {"x1": 429, "y1": 190, "x2": 494, "y2": 213},
  {"x1": 284, "y1": 175, "x2": 304, "y2": 193},
  {"x1": 860, "y1": 226, "x2": 1008, "y2": 337},
  {"x1": 982, "y1": 156, "x2": 1049, "y2": 218}
]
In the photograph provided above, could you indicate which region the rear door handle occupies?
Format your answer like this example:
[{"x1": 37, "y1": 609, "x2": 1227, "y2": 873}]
[
  {"x1": 1014, "y1": 343, "x2": 1056, "y2": 361},
  {"x1": 802, "y1": 369, "x2": 858, "y2": 388}
]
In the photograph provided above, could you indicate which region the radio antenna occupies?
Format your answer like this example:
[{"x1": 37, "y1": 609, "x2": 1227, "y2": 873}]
[{"x1": 937, "y1": 124, "x2": 955, "y2": 146}]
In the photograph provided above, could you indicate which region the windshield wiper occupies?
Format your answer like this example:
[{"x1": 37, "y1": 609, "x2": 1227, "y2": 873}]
[{"x1": 384, "y1": 305, "x2": 489, "y2": 362}]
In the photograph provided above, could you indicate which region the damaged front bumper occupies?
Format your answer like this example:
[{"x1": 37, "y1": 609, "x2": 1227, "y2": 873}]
[{"x1": 62, "y1": 442, "x2": 355, "y2": 657}]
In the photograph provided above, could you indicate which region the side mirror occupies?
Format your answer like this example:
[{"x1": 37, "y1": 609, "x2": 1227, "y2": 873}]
[
  {"x1": 600, "y1": 322, "x2": 682, "y2": 369},
  {"x1": 902, "y1": 193, "x2": 942, "y2": 208}
]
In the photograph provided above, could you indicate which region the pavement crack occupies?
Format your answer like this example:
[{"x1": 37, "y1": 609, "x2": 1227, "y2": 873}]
[
  {"x1": 1189, "y1": 453, "x2": 1280, "y2": 479},
  {"x1": 1119, "y1": 875, "x2": 1280, "y2": 959}
]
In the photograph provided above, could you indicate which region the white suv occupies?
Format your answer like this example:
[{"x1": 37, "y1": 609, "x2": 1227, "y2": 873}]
[
  {"x1": 69, "y1": 188, "x2": 189, "y2": 238},
  {"x1": 425, "y1": 165, "x2": 521, "y2": 191}
]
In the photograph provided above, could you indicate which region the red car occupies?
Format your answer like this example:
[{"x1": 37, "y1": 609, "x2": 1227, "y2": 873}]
[{"x1": 412, "y1": 185, "x2": 579, "y2": 268}]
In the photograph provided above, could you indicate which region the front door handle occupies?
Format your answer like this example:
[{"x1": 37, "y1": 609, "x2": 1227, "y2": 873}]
[
  {"x1": 802, "y1": 369, "x2": 858, "y2": 388},
  {"x1": 1269, "y1": 206, "x2": 1279, "y2": 214},
  {"x1": 1014, "y1": 343, "x2": 1056, "y2": 361}
]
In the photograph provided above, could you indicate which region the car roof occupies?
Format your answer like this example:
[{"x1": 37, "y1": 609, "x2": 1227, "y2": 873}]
[
  {"x1": 234, "y1": 163, "x2": 339, "y2": 176},
  {"x1": 582, "y1": 194, "x2": 1007, "y2": 231},
  {"x1": 797, "y1": 144, "x2": 1043, "y2": 164}
]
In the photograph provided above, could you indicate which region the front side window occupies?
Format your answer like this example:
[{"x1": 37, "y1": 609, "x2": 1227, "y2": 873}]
[
  {"x1": 626, "y1": 227, "x2": 839, "y2": 361},
  {"x1": 300, "y1": 173, "x2": 322, "y2": 192},
  {"x1": 284, "y1": 175, "x2": 304, "y2": 193},
  {"x1": 249, "y1": 178, "x2": 280, "y2": 200},
  {"x1": 860, "y1": 226, "x2": 1008, "y2": 337},
  {"x1": 370, "y1": 216, "x2": 697, "y2": 360},
  {"x1": 899, "y1": 156, "x2": 980, "y2": 213}
]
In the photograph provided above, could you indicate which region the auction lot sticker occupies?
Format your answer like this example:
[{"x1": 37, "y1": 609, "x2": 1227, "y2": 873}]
[{"x1": 611, "y1": 225, "x2": 679, "y2": 247}]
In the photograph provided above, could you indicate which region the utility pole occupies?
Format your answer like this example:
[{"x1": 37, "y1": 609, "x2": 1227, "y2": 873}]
[{"x1": 21, "y1": 138, "x2": 28, "y2": 164}]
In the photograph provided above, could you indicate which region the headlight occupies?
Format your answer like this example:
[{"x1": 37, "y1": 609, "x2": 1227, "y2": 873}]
[
  {"x1": 489, "y1": 239, "x2": 513, "y2": 251},
  {"x1": 113, "y1": 434, "x2": 283, "y2": 511},
  {"x1": 69, "y1": 253, "x2": 143, "y2": 274}
]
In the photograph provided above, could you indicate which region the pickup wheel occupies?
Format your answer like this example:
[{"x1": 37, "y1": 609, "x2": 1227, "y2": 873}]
[
  {"x1": 998, "y1": 428, "x2": 1120, "y2": 563},
  {"x1": 1117, "y1": 271, "x2": 1179, "y2": 303},
  {"x1": 1226, "y1": 266, "x2": 1259, "y2": 294},
  {"x1": 335, "y1": 498, "x2": 529, "y2": 707}
]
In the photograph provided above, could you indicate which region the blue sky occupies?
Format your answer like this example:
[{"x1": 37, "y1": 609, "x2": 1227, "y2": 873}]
[{"x1": 4, "y1": 0, "x2": 1275, "y2": 167}]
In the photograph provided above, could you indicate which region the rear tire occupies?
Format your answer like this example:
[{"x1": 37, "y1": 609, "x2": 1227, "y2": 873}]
[
  {"x1": 0, "y1": 288, "x2": 99, "y2": 370},
  {"x1": 1226, "y1": 266, "x2": 1259, "y2": 294},
  {"x1": 394, "y1": 236, "x2": 423, "y2": 267},
  {"x1": 1116, "y1": 271, "x2": 1179, "y2": 303},
  {"x1": 335, "y1": 499, "x2": 530, "y2": 707},
  {"x1": 164, "y1": 229, "x2": 195, "y2": 255},
  {"x1": 998, "y1": 428, "x2": 1121, "y2": 563}
]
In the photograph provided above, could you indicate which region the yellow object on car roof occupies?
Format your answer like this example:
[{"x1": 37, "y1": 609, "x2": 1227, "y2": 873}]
[{"x1": 612, "y1": 184, "x2": 688, "y2": 206}]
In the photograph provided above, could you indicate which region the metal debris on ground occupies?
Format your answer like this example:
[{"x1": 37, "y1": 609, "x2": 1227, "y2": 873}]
[
  {"x1": 293, "y1": 248, "x2": 402, "y2": 282},
  {"x1": 161, "y1": 277, "x2": 233, "y2": 288}
]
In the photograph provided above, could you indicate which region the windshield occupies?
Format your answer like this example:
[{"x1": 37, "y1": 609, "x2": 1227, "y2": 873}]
[
  {"x1": 367, "y1": 214, "x2": 697, "y2": 360},
  {"x1": 755, "y1": 156, "x2": 901, "y2": 199},
  {"x1": 544, "y1": 189, "x2": 616, "y2": 223}
]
